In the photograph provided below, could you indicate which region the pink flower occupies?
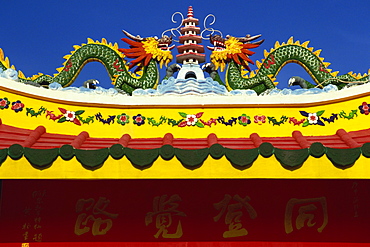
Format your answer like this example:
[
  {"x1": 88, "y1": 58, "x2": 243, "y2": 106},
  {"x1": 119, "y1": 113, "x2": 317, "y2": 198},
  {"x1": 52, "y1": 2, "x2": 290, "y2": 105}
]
[
  {"x1": 133, "y1": 114, "x2": 145, "y2": 126},
  {"x1": 254, "y1": 115, "x2": 266, "y2": 125},
  {"x1": 240, "y1": 116, "x2": 249, "y2": 123},
  {"x1": 359, "y1": 102, "x2": 370, "y2": 115},
  {"x1": 11, "y1": 100, "x2": 24, "y2": 112}
]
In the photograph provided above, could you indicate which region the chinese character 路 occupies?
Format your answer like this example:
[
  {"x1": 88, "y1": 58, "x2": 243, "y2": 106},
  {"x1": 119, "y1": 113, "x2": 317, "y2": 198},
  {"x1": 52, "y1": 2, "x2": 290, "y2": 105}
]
[{"x1": 74, "y1": 197, "x2": 118, "y2": 236}]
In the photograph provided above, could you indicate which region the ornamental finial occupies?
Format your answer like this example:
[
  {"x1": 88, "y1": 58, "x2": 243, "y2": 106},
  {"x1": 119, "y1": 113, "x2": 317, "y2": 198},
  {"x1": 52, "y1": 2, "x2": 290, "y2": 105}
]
[{"x1": 188, "y1": 6, "x2": 193, "y2": 18}]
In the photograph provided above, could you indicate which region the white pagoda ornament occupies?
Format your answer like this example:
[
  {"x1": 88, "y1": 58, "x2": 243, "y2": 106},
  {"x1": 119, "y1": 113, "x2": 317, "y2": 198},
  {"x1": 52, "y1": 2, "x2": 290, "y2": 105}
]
[{"x1": 176, "y1": 6, "x2": 206, "y2": 80}]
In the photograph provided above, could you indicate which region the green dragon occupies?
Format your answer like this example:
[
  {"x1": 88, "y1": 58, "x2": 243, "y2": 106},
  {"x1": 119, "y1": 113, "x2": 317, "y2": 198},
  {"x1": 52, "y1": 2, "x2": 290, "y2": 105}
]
[
  {"x1": 0, "y1": 32, "x2": 368, "y2": 95},
  {"x1": 206, "y1": 35, "x2": 369, "y2": 93},
  {"x1": 0, "y1": 30, "x2": 174, "y2": 94}
]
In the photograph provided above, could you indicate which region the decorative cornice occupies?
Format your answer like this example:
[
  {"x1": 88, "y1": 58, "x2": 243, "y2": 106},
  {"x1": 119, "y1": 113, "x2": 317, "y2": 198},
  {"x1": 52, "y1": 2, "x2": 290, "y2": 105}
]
[{"x1": 2, "y1": 142, "x2": 369, "y2": 171}]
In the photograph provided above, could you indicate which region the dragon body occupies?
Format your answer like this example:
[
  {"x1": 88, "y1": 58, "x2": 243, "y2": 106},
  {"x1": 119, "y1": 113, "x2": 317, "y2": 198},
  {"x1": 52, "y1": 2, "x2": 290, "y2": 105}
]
[
  {"x1": 208, "y1": 36, "x2": 369, "y2": 93},
  {"x1": 0, "y1": 32, "x2": 173, "y2": 94}
]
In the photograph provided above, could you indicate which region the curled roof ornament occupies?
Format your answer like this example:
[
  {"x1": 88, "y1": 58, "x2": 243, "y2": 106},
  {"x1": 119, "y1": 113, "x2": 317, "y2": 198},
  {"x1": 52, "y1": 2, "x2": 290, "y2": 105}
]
[{"x1": 201, "y1": 14, "x2": 223, "y2": 40}]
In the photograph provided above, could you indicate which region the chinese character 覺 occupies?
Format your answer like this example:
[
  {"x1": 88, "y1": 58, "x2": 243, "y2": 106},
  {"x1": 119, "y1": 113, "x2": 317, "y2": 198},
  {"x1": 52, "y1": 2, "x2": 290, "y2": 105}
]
[
  {"x1": 285, "y1": 197, "x2": 328, "y2": 234},
  {"x1": 213, "y1": 194, "x2": 257, "y2": 238},
  {"x1": 74, "y1": 197, "x2": 119, "y2": 236},
  {"x1": 145, "y1": 194, "x2": 186, "y2": 239}
]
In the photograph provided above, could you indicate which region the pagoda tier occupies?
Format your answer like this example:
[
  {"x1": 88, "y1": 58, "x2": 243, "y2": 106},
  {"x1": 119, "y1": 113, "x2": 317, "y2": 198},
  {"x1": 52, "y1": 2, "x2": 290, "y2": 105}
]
[
  {"x1": 180, "y1": 26, "x2": 200, "y2": 35},
  {"x1": 182, "y1": 16, "x2": 199, "y2": 25},
  {"x1": 178, "y1": 34, "x2": 202, "y2": 43},
  {"x1": 177, "y1": 43, "x2": 205, "y2": 54},
  {"x1": 176, "y1": 52, "x2": 206, "y2": 64}
]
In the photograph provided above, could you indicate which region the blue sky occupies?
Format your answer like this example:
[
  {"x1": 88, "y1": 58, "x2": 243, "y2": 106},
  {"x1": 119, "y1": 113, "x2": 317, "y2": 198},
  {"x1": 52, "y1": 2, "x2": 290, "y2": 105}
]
[{"x1": 1, "y1": 0, "x2": 369, "y2": 89}]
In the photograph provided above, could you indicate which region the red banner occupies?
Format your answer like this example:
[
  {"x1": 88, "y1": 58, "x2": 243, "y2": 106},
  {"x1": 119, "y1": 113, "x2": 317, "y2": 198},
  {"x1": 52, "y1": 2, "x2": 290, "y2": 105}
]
[{"x1": 0, "y1": 179, "x2": 369, "y2": 243}]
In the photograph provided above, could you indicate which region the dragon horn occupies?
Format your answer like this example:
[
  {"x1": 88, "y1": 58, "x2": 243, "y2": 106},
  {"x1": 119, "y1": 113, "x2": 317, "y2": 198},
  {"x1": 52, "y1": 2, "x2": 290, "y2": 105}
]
[
  {"x1": 122, "y1": 30, "x2": 146, "y2": 42},
  {"x1": 251, "y1": 39, "x2": 265, "y2": 46},
  {"x1": 238, "y1": 34, "x2": 262, "y2": 43}
]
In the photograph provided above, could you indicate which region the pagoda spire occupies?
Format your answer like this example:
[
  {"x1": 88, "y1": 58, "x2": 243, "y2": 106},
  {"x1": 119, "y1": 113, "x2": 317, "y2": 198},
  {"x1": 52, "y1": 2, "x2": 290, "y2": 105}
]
[{"x1": 187, "y1": 6, "x2": 194, "y2": 18}]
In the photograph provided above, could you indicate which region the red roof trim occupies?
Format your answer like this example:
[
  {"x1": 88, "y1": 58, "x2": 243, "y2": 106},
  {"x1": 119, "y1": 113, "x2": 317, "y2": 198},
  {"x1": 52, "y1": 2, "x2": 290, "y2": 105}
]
[{"x1": 1, "y1": 120, "x2": 370, "y2": 150}]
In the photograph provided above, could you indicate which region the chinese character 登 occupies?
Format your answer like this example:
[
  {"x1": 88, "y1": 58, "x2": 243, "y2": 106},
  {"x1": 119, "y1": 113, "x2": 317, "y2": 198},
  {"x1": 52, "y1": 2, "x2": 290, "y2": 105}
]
[{"x1": 213, "y1": 194, "x2": 257, "y2": 238}]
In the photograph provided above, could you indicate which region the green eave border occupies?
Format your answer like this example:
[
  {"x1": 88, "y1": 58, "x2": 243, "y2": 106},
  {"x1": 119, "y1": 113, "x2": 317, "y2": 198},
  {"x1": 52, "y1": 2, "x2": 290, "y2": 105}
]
[{"x1": 1, "y1": 142, "x2": 369, "y2": 171}]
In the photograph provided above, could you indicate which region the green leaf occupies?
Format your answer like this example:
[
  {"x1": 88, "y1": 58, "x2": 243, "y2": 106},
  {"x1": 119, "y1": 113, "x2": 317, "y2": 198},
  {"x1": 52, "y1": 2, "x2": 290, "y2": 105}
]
[
  {"x1": 302, "y1": 120, "x2": 310, "y2": 127},
  {"x1": 58, "y1": 116, "x2": 67, "y2": 123},
  {"x1": 195, "y1": 121, "x2": 204, "y2": 128},
  {"x1": 316, "y1": 110, "x2": 325, "y2": 116},
  {"x1": 179, "y1": 112, "x2": 187, "y2": 118},
  {"x1": 75, "y1": 110, "x2": 85, "y2": 115}
]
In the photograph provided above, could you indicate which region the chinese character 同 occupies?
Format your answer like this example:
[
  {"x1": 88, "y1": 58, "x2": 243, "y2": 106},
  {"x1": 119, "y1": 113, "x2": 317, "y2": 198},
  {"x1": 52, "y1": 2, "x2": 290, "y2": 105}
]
[{"x1": 285, "y1": 197, "x2": 328, "y2": 234}]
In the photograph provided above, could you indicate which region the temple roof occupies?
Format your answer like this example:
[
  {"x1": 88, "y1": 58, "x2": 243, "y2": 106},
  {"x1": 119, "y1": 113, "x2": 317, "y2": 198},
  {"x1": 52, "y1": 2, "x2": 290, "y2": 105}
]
[{"x1": 1, "y1": 118, "x2": 370, "y2": 172}]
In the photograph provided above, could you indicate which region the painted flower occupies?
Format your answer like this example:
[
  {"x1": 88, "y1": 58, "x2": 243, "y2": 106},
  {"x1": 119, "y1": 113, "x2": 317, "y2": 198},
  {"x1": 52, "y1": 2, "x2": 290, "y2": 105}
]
[
  {"x1": 254, "y1": 115, "x2": 266, "y2": 125},
  {"x1": 186, "y1": 114, "x2": 198, "y2": 126},
  {"x1": 238, "y1": 114, "x2": 251, "y2": 126},
  {"x1": 57, "y1": 108, "x2": 84, "y2": 126},
  {"x1": 64, "y1": 110, "x2": 76, "y2": 121},
  {"x1": 117, "y1": 113, "x2": 130, "y2": 125},
  {"x1": 178, "y1": 112, "x2": 204, "y2": 127},
  {"x1": 11, "y1": 100, "x2": 24, "y2": 113},
  {"x1": 307, "y1": 113, "x2": 318, "y2": 124},
  {"x1": 300, "y1": 110, "x2": 325, "y2": 126},
  {"x1": 359, "y1": 102, "x2": 370, "y2": 115},
  {"x1": 133, "y1": 114, "x2": 145, "y2": 126},
  {"x1": 0, "y1": 97, "x2": 10, "y2": 109}
]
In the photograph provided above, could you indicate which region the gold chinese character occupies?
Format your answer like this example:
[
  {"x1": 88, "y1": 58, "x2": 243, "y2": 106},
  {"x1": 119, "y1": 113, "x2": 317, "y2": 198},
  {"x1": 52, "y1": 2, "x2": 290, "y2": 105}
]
[
  {"x1": 33, "y1": 233, "x2": 42, "y2": 242},
  {"x1": 145, "y1": 194, "x2": 186, "y2": 238},
  {"x1": 21, "y1": 244, "x2": 29, "y2": 247},
  {"x1": 213, "y1": 194, "x2": 257, "y2": 238},
  {"x1": 74, "y1": 197, "x2": 118, "y2": 236},
  {"x1": 285, "y1": 197, "x2": 328, "y2": 234},
  {"x1": 22, "y1": 223, "x2": 30, "y2": 230},
  {"x1": 34, "y1": 217, "x2": 41, "y2": 224},
  {"x1": 22, "y1": 231, "x2": 29, "y2": 241}
]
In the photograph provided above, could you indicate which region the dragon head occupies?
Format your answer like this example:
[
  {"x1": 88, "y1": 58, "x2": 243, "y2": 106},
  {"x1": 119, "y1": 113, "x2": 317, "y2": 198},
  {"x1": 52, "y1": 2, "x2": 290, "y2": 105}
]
[
  {"x1": 118, "y1": 30, "x2": 175, "y2": 70},
  {"x1": 207, "y1": 34, "x2": 264, "y2": 72}
]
